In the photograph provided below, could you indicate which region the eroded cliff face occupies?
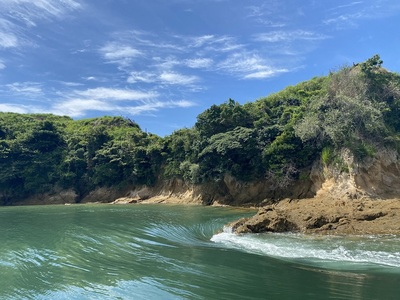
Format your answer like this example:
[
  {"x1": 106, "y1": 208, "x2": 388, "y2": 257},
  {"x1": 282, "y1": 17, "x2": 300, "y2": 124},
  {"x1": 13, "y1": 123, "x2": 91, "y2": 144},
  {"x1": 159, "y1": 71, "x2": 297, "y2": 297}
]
[
  {"x1": 229, "y1": 147, "x2": 400, "y2": 235},
  {"x1": 142, "y1": 147, "x2": 400, "y2": 206},
  {"x1": 355, "y1": 148, "x2": 400, "y2": 198},
  {"x1": 310, "y1": 148, "x2": 400, "y2": 202},
  {"x1": 14, "y1": 147, "x2": 400, "y2": 209}
]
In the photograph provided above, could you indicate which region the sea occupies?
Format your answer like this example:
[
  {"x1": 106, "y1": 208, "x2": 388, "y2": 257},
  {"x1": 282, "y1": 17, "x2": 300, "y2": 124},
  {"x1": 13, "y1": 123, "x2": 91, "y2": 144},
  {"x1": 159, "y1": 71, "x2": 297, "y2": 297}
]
[{"x1": 0, "y1": 204, "x2": 399, "y2": 299}]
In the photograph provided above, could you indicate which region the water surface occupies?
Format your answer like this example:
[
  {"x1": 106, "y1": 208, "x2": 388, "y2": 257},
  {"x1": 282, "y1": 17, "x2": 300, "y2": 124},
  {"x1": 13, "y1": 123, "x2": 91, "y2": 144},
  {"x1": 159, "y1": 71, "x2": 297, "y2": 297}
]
[{"x1": 0, "y1": 204, "x2": 399, "y2": 299}]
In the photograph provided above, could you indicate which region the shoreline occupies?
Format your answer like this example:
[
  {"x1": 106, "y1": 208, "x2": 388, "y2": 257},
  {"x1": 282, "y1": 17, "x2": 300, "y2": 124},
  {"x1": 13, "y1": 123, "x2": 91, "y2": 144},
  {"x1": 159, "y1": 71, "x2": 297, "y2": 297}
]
[{"x1": 5, "y1": 192, "x2": 400, "y2": 236}]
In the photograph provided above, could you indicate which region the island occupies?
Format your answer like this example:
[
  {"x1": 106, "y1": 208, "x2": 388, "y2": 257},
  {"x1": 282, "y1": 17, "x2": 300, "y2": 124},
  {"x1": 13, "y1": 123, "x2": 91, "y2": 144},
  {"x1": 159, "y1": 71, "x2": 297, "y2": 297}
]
[{"x1": 1, "y1": 55, "x2": 399, "y2": 235}]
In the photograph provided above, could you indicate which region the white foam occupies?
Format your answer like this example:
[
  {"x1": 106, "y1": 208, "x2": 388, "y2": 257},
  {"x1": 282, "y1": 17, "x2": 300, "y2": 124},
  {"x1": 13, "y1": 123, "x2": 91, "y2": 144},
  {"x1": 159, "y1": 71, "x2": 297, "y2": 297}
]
[{"x1": 211, "y1": 232, "x2": 400, "y2": 269}]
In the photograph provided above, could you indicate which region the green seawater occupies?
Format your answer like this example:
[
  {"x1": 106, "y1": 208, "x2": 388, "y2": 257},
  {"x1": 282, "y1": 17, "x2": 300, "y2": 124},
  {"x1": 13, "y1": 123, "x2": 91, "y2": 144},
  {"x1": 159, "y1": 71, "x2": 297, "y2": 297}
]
[{"x1": 0, "y1": 204, "x2": 399, "y2": 299}]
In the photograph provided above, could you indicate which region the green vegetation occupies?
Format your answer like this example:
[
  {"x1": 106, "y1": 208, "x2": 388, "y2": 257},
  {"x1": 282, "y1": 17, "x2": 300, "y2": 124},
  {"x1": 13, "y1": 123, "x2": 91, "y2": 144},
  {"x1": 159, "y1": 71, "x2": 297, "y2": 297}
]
[{"x1": 1, "y1": 55, "x2": 399, "y2": 204}]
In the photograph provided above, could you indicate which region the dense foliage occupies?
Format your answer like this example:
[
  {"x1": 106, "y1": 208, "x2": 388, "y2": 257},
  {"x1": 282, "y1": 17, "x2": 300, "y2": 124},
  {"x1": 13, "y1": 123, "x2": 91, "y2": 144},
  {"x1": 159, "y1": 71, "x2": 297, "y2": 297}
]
[
  {"x1": 1, "y1": 55, "x2": 399, "y2": 204},
  {"x1": 0, "y1": 115, "x2": 163, "y2": 203}
]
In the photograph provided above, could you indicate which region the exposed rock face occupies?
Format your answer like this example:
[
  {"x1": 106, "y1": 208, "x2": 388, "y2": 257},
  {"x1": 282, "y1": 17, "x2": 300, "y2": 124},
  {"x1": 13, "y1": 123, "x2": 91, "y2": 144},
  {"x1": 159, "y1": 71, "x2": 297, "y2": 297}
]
[
  {"x1": 355, "y1": 148, "x2": 400, "y2": 198},
  {"x1": 230, "y1": 207, "x2": 299, "y2": 233},
  {"x1": 230, "y1": 198, "x2": 400, "y2": 235},
  {"x1": 228, "y1": 148, "x2": 400, "y2": 235}
]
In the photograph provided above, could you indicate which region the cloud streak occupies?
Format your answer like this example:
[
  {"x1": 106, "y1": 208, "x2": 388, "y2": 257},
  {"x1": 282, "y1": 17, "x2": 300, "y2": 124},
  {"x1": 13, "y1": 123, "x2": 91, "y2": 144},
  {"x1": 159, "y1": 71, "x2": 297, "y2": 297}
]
[
  {"x1": 101, "y1": 30, "x2": 298, "y2": 82},
  {"x1": 323, "y1": 0, "x2": 400, "y2": 28},
  {"x1": 254, "y1": 30, "x2": 330, "y2": 43},
  {"x1": 1, "y1": 0, "x2": 82, "y2": 25},
  {"x1": 74, "y1": 87, "x2": 158, "y2": 101},
  {"x1": 0, "y1": 0, "x2": 82, "y2": 52},
  {"x1": 0, "y1": 84, "x2": 197, "y2": 118}
]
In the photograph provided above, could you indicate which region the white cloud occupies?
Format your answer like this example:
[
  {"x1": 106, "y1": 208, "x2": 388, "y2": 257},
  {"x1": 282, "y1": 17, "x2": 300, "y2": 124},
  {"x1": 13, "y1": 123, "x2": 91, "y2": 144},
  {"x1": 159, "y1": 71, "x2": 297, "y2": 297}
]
[
  {"x1": 185, "y1": 58, "x2": 213, "y2": 69},
  {"x1": 218, "y1": 52, "x2": 288, "y2": 79},
  {"x1": 6, "y1": 82, "x2": 42, "y2": 96},
  {"x1": 124, "y1": 100, "x2": 196, "y2": 115},
  {"x1": 0, "y1": 0, "x2": 81, "y2": 52},
  {"x1": 100, "y1": 42, "x2": 142, "y2": 61},
  {"x1": 0, "y1": 59, "x2": 5, "y2": 69},
  {"x1": 127, "y1": 71, "x2": 157, "y2": 84},
  {"x1": 159, "y1": 71, "x2": 199, "y2": 85},
  {"x1": 57, "y1": 81, "x2": 83, "y2": 87},
  {"x1": 0, "y1": 0, "x2": 82, "y2": 25},
  {"x1": 323, "y1": 13, "x2": 364, "y2": 28},
  {"x1": 49, "y1": 86, "x2": 184, "y2": 117},
  {"x1": 52, "y1": 97, "x2": 196, "y2": 117},
  {"x1": 0, "y1": 19, "x2": 18, "y2": 48},
  {"x1": 0, "y1": 103, "x2": 29, "y2": 114},
  {"x1": 254, "y1": 30, "x2": 329, "y2": 43},
  {"x1": 74, "y1": 87, "x2": 158, "y2": 101},
  {"x1": 244, "y1": 69, "x2": 288, "y2": 79},
  {"x1": 188, "y1": 34, "x2": 243, "y2": 53},
  {"x1": 152, "y1": 56, "x2": 180, "y2": 70},
  {"x1": 0, "y1": 31, "x2": 18, "y2": 48},
  {"x1": 323, "y1": 1, "x2": 400, "y2": 29},
  {"x1": 83, "y1": 76, "x2": 97, "y2": 81},
  {"x1": 52, "y1": 99, "x2": 113, "y2": 117},
  {"x1": 326, "y1": 1, "x2": 363, "y2": 12},
  {"x1": 245, "y1": 2, "x2": 288, "y2": 27},
  {"x1": 190, "y1": 35, "x2": 215, "y2": 47}
]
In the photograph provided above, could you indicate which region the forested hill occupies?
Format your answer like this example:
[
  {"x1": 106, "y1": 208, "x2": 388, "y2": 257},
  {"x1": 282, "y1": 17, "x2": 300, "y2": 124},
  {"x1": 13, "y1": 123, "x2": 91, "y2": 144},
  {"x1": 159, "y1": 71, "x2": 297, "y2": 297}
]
[{"x1": 1, "y1": 55, "x2": 400, "y2": 205}]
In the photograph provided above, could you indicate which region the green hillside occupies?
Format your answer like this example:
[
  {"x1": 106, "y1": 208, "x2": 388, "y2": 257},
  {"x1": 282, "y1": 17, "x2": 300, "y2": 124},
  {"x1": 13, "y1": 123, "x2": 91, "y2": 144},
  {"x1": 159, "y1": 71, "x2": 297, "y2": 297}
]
[{"x1": 1, "y1": 55, "x2": 399, "y2": 204}]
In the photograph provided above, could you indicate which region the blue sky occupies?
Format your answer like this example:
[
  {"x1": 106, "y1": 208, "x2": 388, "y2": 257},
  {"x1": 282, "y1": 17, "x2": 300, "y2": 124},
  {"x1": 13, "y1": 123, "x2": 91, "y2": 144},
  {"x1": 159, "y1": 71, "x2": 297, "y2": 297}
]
[{"x1": 0, "y1": 0, "x2": 399, "y2": 136}]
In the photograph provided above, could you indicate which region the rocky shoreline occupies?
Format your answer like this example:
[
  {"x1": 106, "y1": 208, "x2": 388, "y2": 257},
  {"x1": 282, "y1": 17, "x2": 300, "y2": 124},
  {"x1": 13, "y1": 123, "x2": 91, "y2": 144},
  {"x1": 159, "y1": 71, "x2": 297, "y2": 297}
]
[
  {"x1": 228, "y1": 197, "x2": 400, "y2": 235},
  {"x1": 9, "y1": 146, "x2": 400, "y2": 236}
]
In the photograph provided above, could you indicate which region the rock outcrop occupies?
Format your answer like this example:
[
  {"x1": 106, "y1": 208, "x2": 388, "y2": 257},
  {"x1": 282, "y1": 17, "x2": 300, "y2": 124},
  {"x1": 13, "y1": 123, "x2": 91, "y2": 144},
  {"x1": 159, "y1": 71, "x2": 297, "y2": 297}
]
[
  {"x1": 229, "y1": 197, "x2": 400, "y2": 235},
  {"x1": 228, "y1": 148, "x2": 400, "y2": 235}
]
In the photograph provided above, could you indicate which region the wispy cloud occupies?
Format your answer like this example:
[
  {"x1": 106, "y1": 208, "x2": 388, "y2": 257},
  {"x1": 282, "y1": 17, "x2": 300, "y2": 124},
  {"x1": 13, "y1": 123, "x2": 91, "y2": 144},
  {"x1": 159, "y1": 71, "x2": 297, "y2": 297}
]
[
  {"x1": 323, "y1": 0, "x2": 400, "y2": 29},
  {"x1": 189, "y1": 35, "x2": 215, "y2": 48},
  {"x1": 124, "y1": 100, "x2": 196, "y2": 116},
  {"x1": 127, "y1": 72, "x2": 157, "y2": 84},
  {"x1": 185, "y1": 58, "x2": 213, "y2": 69},
  {"x1": 52, "y1": 96, "x2": 196, "y2": 117},
  {"x1": 245, "y1": 2, "x2": 288, "y2": 27},
  {"x1": 159, "y1": 72, "x2": 199, "y2": 85},
  {"x1": 127, "y1": 70, "x2": 199, "y2": 86},
  {"x1": 0, "y1": 103, "x2": 30, "y2": 114},
  {"x1": 0, "y1": 0, "x2": 82, "y2": 52},
  {"x1": 0, "y1": 19, "x2": 18, "y2": 48},
  {"x1": 244, "y1": 69, "x2": 288, "y2": 79},
  {"x1": 218, "y1": 52, "x2": 288, "y2": 79},
  {"x1": 190, "y1": 35, "x2": 244, "y2": 52},
  {"x1": 0, "y1": 82, "x2": 196, "y2": 118},
  {"x1": 102, "y1": 31, "x2": 272, "y2": 82},
  {"x1": 57, "y1": 81, "x2": 84, "y2": 87},
  {"x1": 0, "y1": 59, "x2": 5, "y2": 69},
  {"x1": 326, "y1": 1, "x2": 363, "y2": 12},
  {"x1": 6, "y1": 82, "x2": 43, "y2": 97},
  {"x1": 254, "y1": 30, "x2": 330, "y2": 43},
  {"x1": 52, "y1": 99, "x2": 113, "y2": 117},
  {"x1": 1, "y1": 0, "x2": 82, "y2": 26},
  {"x1": 73, "y1": 87, "x2": 158, "y2": 101},
  {"x1": 99, "y1": 42, "x2": 142, "y2": 66}
]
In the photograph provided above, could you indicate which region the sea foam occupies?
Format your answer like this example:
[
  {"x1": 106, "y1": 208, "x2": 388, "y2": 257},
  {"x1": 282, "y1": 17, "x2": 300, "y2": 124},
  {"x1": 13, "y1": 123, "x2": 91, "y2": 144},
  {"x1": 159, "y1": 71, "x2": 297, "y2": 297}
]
[{"x1": 211, "y1": 231, "x2": 400, "y2": 269}]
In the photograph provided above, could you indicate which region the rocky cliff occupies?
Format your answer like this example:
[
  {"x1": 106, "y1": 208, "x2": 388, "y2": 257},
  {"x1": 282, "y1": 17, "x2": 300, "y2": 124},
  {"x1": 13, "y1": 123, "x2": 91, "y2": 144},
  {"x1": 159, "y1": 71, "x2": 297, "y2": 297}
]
[{"x1": 229, "y1": 147, "x2": 400, "y2": 234}]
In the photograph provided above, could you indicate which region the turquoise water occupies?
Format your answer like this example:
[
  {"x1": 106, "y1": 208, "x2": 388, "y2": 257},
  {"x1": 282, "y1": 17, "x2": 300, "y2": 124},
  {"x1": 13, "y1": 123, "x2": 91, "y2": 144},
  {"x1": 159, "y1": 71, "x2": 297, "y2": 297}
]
[{"x1": 0, "y1": 204, "x2": 399, "y2": 299}]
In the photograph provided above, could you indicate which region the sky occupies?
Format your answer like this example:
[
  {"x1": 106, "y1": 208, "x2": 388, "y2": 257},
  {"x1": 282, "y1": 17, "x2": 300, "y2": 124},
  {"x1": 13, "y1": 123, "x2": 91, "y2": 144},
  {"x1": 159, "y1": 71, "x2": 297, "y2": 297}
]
[{"x1": 0, "y1": 0, "x2": 399, "y2": 136}]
